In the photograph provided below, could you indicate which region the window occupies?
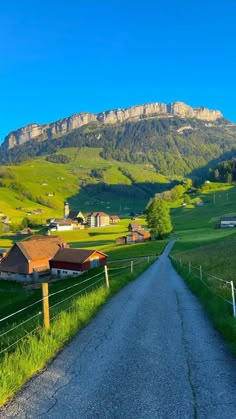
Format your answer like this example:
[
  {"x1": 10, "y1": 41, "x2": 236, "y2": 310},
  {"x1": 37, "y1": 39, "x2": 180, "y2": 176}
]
[
  {"x1": 62, "y1": 270, "x2": 68, "y2": 274},
  {"x1": 90, "y1": 257, "x2": 99, "y2": 268}
]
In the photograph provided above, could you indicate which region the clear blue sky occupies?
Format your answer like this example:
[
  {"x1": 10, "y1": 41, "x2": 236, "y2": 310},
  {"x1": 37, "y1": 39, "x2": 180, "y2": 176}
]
[{"x1": 0, "y1": 0, "x2": 236, "y2": 141}]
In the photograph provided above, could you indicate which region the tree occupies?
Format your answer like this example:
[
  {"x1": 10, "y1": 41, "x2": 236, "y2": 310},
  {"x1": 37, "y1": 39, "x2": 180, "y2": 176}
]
[
  {"x1": 226, "y1": 172, "x2": 233, "y2": 184},
  {"x1": 20, "y1": 217, "x2": 30, "y2": 229},
  {"x1": 183, "y1": 194, "x2": 191, "y2": 204},
  {"x1": 146, "y1": 198, "x2": 173, "y2": 239}
]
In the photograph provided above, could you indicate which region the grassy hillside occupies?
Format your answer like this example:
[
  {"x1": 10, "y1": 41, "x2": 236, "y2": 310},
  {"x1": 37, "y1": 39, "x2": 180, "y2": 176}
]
[
  {"x1": 0, "y1": 147, "x2": 172, "y2": 232},
  {"x1": 171, "y1": 182, "x2": 236, "y2": 278}
]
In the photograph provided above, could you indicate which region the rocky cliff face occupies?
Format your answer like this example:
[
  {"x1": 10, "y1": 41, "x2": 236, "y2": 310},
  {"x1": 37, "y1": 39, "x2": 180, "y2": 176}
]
[{"x1": 2, "y1": 101, "x2": 224, "y2": 149}]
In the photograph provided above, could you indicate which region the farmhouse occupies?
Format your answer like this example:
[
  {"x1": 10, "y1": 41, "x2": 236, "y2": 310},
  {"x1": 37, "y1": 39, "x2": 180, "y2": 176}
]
[
  {"x1": 116, "y1": 229, "x2": 151, "y2": 244},
  {"x1": 0, "y1": 236, "x2": 68, "y2": 281},
  {"x1": 220, "y1": 216, "x2": 236, "y2": 228},
  {"x1": 110, "y1": 215, "x2": 120, "y2": 224},
  {"x1": 128, "y1": 223, "x2": 142, "y2": 232},
  {"x1": 87, "y1": 212, "x2": 110, "y2": 227},
  {"x1": 50, "y1": 248, "x2": 107, "y2": 278},
  {"x1": 48, "y1": 218, "x2": 84, "y2": 232},
  {"x1": 49, "y1": 218, "x2": 74, "y2": 232}
]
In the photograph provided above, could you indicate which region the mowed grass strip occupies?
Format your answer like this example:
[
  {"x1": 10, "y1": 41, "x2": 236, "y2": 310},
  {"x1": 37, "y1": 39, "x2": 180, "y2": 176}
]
[{"x1": 0, "y1": 258, "x2": 156, "y2": 407}]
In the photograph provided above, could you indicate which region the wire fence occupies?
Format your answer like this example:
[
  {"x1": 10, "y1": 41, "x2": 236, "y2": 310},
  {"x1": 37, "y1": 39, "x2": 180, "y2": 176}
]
[
  {"x1": 0, "y1": 255, "x2": 157, "y2": 356},
  {"x1": 170, "y1": 255, "x2": 236, "y2": 317}
]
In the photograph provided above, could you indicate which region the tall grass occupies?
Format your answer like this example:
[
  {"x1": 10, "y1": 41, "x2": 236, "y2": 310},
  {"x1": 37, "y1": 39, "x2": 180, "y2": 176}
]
[{"x1": 0, "y1": 260, "x2": 152, "y2": 407}]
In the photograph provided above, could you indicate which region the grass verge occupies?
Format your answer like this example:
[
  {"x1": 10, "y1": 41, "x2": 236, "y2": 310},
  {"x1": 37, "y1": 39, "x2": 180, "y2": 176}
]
[
  {"x1": 0, "y1": 259, "x2": 154, "y2": 407},
  {"x1": 171, "y1": 258, "x2": 236, "y2": 356}
]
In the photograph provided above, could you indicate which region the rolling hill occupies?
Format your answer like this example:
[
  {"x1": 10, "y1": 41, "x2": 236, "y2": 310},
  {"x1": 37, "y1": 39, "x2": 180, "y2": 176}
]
[{"x1": 0, "y1": 148, "x2": 174, "y2": 227}]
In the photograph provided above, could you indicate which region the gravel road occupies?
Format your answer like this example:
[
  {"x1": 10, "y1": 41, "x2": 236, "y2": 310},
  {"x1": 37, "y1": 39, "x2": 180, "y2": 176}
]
[{"x1": 1, "y1": 241, "x2": 236, "y2": 419}]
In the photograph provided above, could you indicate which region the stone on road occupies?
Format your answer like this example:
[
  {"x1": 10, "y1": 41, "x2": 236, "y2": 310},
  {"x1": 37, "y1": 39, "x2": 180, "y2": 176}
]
[{"x1": 1, "y1": 241, "x2": 236, "y2": 419}]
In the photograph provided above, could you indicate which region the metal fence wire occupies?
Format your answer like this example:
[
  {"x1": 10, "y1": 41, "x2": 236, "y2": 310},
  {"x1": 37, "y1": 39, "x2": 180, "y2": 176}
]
[
  {"x1": 171, "y1": 255, "x2": 236, "y2": 317},
  {"x1": 0, "y1": 255, "x2": 156, "y2": 356}
]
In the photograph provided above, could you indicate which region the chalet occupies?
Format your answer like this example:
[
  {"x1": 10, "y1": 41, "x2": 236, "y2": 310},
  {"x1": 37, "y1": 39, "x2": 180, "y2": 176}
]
[
  {"x1": 49, "y1": 218, "x2": 74, "y2": 232},
  {"x1": 87, "y1": 212, "x2": 110, "y2": 227},
  {"x1": 0, "y1": 236, "x2": 68, "y2": 282},
  {"x1": 110, "y1": 215, "x2": 120, "y2": 224},
  {"x1": 128, "y1": 223, "x2": 142, "y2": 232},
  {"x1": 48, "y1": 218, "x2": 84, "y2": 232},
  {"x1": 116, "y1": 236, "x2": 127, "y2": 245},
  {"x1": 220, "y1": 216, "x2": 236, "y2": 228},
  {"x1": 50, "y1": 248, "x2": 107, "y2": 278},
  {"x1": 116, "y1": 229, "x2": 151, "y2": 245}
]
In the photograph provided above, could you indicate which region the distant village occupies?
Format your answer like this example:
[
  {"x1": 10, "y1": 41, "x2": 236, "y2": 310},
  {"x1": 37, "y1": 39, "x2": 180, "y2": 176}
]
[{"x1": 0, "y1": 202, "x2": 151, "y2": 283}]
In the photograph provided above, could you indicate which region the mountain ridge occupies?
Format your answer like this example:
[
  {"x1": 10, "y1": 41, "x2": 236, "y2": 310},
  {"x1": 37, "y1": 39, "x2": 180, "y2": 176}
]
[{"x1": 2, "y1": 101, "x2": 224, "y2": 150}]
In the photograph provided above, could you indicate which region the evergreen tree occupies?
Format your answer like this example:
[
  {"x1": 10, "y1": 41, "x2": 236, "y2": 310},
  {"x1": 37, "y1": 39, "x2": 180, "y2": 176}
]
[{"x1": 146, "y1": 198, "x2": 173, "y2": 239}]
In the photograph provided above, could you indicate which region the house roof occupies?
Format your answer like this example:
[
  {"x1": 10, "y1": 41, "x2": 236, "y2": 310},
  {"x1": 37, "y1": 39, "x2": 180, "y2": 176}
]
[
  {"x1": 16, "y1": 239, "x2": 65, "y2": 261},
  {"x1": 68, "y1": 210, "x2": 84, "y2": 219},
  {"x1": 136, "y1": 229, "x2": 150, "y2": 236},
  {"x1": 51, "y1": 248, "x2": 107, "y2": 264},
  {"x1": 27, "y1": 235, "x2": 66, "y2": 243},
  {"x1": 0, "y1": 237, "x2": 67, "y2": 274},
  {"x1": 51, "y1": 219, "x2": 73, "y2": 226},
  {"x1": 221, "y1": 217, "x2": 236, "y2": 221},
  {"x1": 90, "y1": 212, "x2": 109, "y2": 217},
  {"x1": 110, "y1": 215, "x2": 120, "y2": 220},
  {"x1": 129, "y1": 223, "x2": 141, "y2": 229}
]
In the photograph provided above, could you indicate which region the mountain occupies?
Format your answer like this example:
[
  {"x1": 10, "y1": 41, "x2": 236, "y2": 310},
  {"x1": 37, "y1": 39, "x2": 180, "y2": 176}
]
[
  {"x1": 2, "y1": 101, "x2": 223, "y2": 149},
  {"x1": 1, "y1": 101, "x2": 236, "y2": 178}
]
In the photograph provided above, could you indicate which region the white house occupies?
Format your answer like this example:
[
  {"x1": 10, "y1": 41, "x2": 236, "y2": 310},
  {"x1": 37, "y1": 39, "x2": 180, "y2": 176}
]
[
  {"x1": 220, "y1": 216, "x2": 236, "y2": 228},
  {"x1": 49, "y1": 219, "x2": 74, "y2": 232}
]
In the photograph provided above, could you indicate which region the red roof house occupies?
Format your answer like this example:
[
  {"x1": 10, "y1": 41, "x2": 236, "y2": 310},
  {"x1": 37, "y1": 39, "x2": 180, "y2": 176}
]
[
  {"x1": 50, "y1": 248, "x2": 107, "y2": 277},
  {"x1": 0, "y1": 236, "x2": 68, "y2": 282}
]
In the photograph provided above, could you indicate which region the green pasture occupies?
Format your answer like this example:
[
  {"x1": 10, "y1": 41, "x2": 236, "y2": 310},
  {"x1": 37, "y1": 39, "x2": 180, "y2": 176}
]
[
  {"x1": 0, "y1": 147, "x2": 171, "y2": 235},
  {"x1": 171, "y1": 182, "x2": 236, "y2": 281}
]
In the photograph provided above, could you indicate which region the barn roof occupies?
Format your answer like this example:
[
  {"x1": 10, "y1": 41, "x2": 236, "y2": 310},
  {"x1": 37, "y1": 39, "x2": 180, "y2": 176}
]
[
  {"x1": 51, "y1": 248, "x2": 107, "y2": 264},
  {"x1": 90, "y1": 212, "x2": 109, "y2": 217},
  {"x1": 17, "y1": 239, "x2": 65, "y2": 261}
]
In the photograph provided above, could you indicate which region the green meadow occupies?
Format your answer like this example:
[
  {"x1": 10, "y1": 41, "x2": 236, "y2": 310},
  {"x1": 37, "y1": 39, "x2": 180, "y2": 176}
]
[{"x1": 0, "y1": 147, "x2": 171, "y2": 229}]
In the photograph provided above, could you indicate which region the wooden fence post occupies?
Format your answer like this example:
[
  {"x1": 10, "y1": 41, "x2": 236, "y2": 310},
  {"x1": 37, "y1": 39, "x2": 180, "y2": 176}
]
[
  {"x1": 200, "y1": 265, "x2": 202, "y2": 281},
  {"x1": 230, "y1": 281, "x2": 236, "y2": 318},
  {"x1": 104, "y1": 265, "x2": 109, "y2": 289},
  {"x1": 42, "y1": 283, "x2": 50, "y2": 330},
  {"x1": 131, "y1": 261, "x2": 133, "y2": 273},
  {"x1": 189, "y1": 261, "x2": 191, "y2": 274}
]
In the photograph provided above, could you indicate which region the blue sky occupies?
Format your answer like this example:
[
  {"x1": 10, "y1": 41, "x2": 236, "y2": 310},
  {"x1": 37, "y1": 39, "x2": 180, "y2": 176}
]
[{"x1": 0, "y1": 0, "x2": 236, "y2": 141}]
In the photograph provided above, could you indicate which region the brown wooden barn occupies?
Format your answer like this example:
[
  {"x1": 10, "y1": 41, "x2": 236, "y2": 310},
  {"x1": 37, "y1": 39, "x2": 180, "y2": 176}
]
[
  {"x1": 50, "y1": 248, "x2": 107, "y2": 278},
  {"x1": 116, "y1": 230, "x2": 151, "y2": 245},
  {"x1": 0, "y1": 236, "x2": 68, "y2": 282}
]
